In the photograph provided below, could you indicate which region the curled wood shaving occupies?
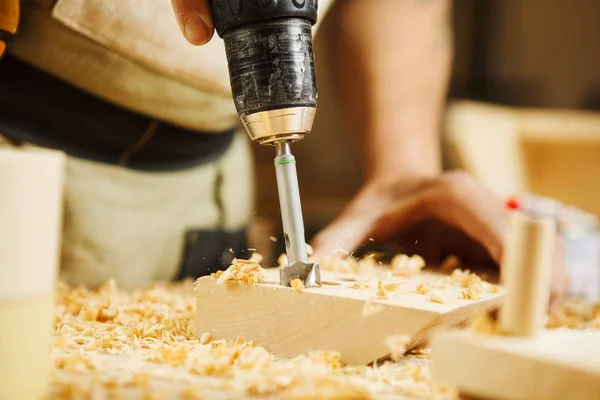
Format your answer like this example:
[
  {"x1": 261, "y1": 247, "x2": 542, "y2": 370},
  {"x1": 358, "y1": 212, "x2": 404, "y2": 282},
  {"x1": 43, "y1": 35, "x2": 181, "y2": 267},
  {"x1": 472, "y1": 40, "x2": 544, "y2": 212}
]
[
  {"x1": 291, "y1": 279, "x2": 305, "y2": 291},
  {"x1": 277, "y1": 253, "x2": 288, "y2": 267},
  {"x1": 391, "y1": 254, "x2": 426, "y2": 277},
  {"x1": 305, "y1": 243, "x2": 314, "y2": 256},
  {"x1": 214, "y1": 258, "x2": 265, "y2": 285},
  {"x1": 416, "y1": 283, "x2": 430, "y2": 295},
  {"x1": 375, "y1": 281, "x2": 389, "y2": 300},
  {"x1": 428, "y1": 290, "x2": 446, "y2": 304},
  {"x1": 461, "y1": 289, "x2": 480, "y2": 301},
  {"x1": 333, "y1": 244, "x2": 351, "y2": 255},
  {"x1": 249, "y1": 252, "x2": 264, "y2": 263},
  {"x1": 381, "y1": 271, "x2": 403, "y2": 292},
  {"x1": 199, "y1": 332, "x2": 212, "y2": 345}
]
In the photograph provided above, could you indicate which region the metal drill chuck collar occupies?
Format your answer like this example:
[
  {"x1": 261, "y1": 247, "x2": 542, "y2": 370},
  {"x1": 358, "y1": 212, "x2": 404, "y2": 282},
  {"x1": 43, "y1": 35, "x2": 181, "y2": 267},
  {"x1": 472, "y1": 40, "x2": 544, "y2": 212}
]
[{"x1": 241, "y1": 107, "x2": 316, "y2": 144}]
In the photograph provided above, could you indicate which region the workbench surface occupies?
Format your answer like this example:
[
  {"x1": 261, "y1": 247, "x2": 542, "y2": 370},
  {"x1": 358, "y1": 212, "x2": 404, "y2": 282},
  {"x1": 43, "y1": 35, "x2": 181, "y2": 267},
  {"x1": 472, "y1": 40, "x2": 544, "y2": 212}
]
[{"x1": 49, "y1": 277, "x2": 598, "y2": 400}]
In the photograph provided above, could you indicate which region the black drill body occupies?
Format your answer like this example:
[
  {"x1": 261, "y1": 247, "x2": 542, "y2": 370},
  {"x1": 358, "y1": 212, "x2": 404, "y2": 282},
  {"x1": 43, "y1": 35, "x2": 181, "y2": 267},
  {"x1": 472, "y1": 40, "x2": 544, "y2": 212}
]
[
  {"x1": 209, "y1": 0, "x2": 322, "y2": 287},
  {"x1": 209, "y1": 0, "x2": 319, "y2": 119}
]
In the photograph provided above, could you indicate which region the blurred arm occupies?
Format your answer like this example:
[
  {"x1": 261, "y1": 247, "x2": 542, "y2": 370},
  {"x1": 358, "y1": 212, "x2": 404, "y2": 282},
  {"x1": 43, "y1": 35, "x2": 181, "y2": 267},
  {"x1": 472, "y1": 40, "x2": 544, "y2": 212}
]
[{"x1": 325, "y1": 0, "x2": 453, "y2": 183}]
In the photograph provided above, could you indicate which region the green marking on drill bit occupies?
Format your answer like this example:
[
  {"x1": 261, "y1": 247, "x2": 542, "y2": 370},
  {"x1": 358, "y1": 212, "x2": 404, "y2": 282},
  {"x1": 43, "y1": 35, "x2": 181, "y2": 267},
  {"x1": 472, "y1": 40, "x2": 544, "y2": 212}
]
[{"x1": 274, "y1": 160, "x2": 296, "y2": 166}]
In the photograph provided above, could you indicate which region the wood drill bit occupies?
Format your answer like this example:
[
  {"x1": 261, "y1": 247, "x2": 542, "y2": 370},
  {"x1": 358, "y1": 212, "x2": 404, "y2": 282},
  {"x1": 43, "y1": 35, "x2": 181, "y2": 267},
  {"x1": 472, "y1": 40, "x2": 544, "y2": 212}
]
[{"x1": 274, "y1": 142, "x2": 321, "y2": 288}]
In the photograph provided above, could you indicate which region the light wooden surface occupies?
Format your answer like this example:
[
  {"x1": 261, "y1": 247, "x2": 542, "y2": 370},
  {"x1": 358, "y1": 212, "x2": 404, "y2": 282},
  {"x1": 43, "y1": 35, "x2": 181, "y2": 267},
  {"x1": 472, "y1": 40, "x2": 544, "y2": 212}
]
[
  {"x1": 498, "y1": 212, "x2": 555, "y2": 337},
  {"x1": 195, "y1": 268, "x2": 504, "y2": 365},
  {"x1": 444, "y1": 101, "x2": 600, "y2": 217},
  {"x1": 429, "y1": 209, "x2": 595, "y2": 400},
  {"x1": 431, "y1": 329, "x2": 600, "y2": 400}
]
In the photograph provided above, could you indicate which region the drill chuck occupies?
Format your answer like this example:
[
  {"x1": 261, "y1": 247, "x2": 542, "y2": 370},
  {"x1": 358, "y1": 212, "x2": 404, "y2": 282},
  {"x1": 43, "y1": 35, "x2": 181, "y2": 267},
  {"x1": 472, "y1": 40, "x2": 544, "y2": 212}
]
[{"x1": 209, "y1": 0, "x2": 319, "y2": 145}]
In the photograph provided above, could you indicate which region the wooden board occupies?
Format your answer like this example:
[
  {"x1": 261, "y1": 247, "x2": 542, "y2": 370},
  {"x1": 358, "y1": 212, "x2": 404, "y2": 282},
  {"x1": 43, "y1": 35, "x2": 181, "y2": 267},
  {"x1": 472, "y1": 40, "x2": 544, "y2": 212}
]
[
  {"x1": 444, "y1": 100, "x2": 600, "y2": 218},
  {"x1": 431, "y1": 329, "x2": 600, "y2": 400},
  {"x1": 195, "y1": 268, "x2": 504, "y2": 365}
]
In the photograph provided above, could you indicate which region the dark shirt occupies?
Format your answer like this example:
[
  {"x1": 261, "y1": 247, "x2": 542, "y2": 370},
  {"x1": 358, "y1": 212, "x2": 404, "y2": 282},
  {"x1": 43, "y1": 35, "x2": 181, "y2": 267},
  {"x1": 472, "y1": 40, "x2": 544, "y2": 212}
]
[{"x1": 0, "y1": 54, "x2": 236, "y2": 171}]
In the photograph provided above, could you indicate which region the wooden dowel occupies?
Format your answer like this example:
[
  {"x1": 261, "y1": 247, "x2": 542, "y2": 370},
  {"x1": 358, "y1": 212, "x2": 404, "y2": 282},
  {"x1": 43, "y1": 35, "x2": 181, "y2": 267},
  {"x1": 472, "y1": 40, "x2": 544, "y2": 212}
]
[{"x1": 498, "y1": 211, "x2": 556, "y2": 337}]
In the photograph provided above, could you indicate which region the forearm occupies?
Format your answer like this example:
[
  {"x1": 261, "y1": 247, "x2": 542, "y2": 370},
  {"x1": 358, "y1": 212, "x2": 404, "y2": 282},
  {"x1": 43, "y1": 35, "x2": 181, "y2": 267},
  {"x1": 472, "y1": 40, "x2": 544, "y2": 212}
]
[{"x1": 326, "y1": 0, "x2": 453, "y2": 183}]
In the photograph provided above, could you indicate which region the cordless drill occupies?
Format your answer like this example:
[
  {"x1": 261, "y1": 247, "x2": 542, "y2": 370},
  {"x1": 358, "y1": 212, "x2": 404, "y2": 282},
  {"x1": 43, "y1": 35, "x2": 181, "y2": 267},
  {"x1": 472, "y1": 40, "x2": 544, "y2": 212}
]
[{"x1": 209, "y1": 0, "x2": 321, "y2": 287}]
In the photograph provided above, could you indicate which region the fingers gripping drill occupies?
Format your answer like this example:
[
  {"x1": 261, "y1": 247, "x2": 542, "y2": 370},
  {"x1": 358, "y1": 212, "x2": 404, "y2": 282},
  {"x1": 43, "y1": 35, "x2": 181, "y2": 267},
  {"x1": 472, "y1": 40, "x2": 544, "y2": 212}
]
[{"x1": 208, "y1": 0, "x2": 321, "y2": 287}]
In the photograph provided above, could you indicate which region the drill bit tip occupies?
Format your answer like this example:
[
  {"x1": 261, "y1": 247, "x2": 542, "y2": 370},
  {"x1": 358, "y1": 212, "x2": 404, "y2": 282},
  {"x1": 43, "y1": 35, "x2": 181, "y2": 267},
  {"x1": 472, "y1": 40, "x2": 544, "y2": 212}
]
[{"x1": 280, "y1": 261, "x2": 322, "y2": 288}]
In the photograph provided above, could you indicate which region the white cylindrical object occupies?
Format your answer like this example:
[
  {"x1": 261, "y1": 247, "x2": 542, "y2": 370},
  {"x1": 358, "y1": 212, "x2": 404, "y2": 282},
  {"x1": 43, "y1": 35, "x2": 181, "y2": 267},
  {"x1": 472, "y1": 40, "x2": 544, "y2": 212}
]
[
  {"x1": 498, "y1": 211, "x2": 555, "y2": 337},
  {"x1": 0, "y1": 148, "x2": 65, "y2": 400}
]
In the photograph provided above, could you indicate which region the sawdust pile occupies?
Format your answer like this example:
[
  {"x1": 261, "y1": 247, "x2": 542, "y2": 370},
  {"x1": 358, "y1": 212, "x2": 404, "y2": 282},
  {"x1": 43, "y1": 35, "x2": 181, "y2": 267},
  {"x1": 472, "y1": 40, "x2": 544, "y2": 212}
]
[
  {"x1": 51, "y1": 279, "x2": 457, "y2": 400},
  {"x1": 547, "y1": 298, "x2": 600, "y2": 330},
  {"x1": 470, "y1": 297, "x2": 600, "y2": 335},
  {"x1": 50, "y1": 251, "x2": 599, "y2": 399}
]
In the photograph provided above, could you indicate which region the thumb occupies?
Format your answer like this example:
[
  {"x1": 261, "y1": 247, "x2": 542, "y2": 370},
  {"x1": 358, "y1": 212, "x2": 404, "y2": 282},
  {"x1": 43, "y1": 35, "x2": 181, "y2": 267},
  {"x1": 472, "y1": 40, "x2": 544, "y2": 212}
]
[{"x1": 171, "y1": 0, "x2": 214, "y2": 45}]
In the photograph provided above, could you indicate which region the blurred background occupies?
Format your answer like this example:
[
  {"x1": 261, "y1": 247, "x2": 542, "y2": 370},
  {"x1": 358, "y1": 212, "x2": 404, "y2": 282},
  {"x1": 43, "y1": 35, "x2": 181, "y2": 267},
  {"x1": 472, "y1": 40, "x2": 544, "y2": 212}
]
[{"x1": 250, "y1": 0, "x2": 600, "y2": 261}]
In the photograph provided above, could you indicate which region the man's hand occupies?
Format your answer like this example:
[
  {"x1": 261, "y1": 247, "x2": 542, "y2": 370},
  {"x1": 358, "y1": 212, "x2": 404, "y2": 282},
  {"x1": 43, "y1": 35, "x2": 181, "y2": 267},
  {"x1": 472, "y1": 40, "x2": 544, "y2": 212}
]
[
  {"x1": 312, "y1": 171, "x2": 569, "y2": 309},
  {"x1": 171, "y1": 0, "x2": 214, "y2": 45},
  {"x1": 312, "y1": 172, "x2": 505, "y2": 262}
]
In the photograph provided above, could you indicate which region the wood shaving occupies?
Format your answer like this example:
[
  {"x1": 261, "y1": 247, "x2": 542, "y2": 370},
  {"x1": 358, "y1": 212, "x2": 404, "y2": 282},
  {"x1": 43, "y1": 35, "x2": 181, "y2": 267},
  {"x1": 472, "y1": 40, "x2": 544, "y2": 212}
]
[
  {"x1": 199, "y1": 332, "x2": 212, "y2": 345},
  {"x1": 215, "y1": 258, "x2": 265, "y2": 285},
  {"x1": 416, "y1": 283, "x2": 430, "y2": 295},
  {"x1": 249, "y1": 252, "x2": 264, "y2": 263},
  {"x1": 383, "y1": 281, "x2": 402, "y2": 292},
  {"x1": 333, "y1": 244, "x2": 351, "y2": 255},
  {"x1": 385, "y1": 335, "x2": 411, "y2": 360},
  {"x1": 375, "y1": 281, "x2": 389, "y2": 300},
  {"x1": 381, "y1": 271, "x2": 403, "y2": 292},
  {"x1": 461, "y1": 289, "x2": 480, "y2": 301},
  {"x1": 291, "y1": 279, "x2": 305, "y2": 291},
  {"x1": 428, "y1": 290, "x2": 446, "y2": 304},
  {"x1": 277, "y1": 253, "x2": 288, "y2": 266},
  {"x1": 351, "y1": 281, "x2": 370, "y2": 290},
  {"x1": 391, "y1": 254, "x2": 425, "y2": 277},
  {"x1": 305, "y1": 243, "x2": 314, "y2": 256}
]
